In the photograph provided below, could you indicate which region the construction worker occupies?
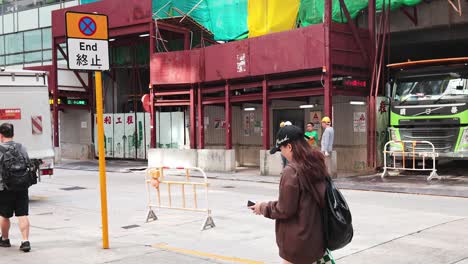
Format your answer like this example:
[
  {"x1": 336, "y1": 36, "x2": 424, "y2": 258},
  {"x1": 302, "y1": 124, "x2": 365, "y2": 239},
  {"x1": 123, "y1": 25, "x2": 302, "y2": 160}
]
[
  {"x1": 305, "y1": 122, "x2": 319, "y2": 148},
  {"x1": 320, "y1": 117, "x2": 334, "y2": 157}
]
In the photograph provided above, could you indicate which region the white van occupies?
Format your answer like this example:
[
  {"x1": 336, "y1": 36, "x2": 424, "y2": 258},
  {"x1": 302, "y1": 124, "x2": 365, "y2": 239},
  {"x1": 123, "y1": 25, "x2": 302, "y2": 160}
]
[{"x1": 0, "y1": 69, "x2": 54, "y2": 178}]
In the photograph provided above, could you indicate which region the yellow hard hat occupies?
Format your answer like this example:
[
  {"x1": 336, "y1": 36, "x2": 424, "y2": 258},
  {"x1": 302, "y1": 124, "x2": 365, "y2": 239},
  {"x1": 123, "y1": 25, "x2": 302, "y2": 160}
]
[
  {"x1": 279, "y1": 122, "x2": 285, "y2": 128},
  {"x1": 321, "y1": 116, "x2": 331, "y2": 123}
]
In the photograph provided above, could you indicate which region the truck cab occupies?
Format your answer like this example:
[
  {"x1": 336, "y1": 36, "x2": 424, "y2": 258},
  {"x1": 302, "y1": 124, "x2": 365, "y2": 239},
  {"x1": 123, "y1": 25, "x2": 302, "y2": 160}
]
[{"x1": 387, "y1": 58, "x2": 468, "y2": 159}]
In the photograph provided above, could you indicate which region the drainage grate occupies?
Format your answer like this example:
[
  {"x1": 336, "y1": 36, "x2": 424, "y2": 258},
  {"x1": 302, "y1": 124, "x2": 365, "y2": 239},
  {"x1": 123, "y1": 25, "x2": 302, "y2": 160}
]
[
  {"x1": 60, "y1": 186, "x2": 86, "y2": 191},
  {"x1": 121, "y1": 224, "x2": 140, "y2": 229}
]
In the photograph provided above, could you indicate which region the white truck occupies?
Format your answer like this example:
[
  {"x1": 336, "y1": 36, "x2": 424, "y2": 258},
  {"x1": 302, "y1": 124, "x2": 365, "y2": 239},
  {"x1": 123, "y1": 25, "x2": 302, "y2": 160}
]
[{"x1": 0, "y1": 69, "x2": 54, "y2": 179}]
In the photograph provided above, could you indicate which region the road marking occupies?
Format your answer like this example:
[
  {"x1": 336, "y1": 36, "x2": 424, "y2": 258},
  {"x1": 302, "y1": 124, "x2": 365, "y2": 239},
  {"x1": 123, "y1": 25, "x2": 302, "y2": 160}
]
[
  {"x1": 152, "y1": 243, "x2": 264, "y2": 264},
  {"x1": 30, "y1": 195, "x2": 48, "y2": 201}
]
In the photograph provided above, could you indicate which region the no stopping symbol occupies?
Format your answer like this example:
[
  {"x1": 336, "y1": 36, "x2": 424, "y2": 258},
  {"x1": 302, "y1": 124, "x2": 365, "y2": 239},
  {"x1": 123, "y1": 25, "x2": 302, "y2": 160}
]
[{"x1": 79, "y1": 16, "x2": 97, "y2": 36}]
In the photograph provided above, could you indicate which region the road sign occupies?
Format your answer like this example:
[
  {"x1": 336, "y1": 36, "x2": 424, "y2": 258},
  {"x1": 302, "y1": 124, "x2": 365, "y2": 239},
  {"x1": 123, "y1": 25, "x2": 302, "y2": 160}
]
[
  {"x1": 66, "y1": 12, "x2": 109, "y2": 71},
  {"x1": 67, "y1": 38, "x2": 109, "y2": 70},
  {"x1": 66, "y1": 12, "x2": 108, "y2": 40},
  {"x1": 65, "y1": 11, "x2": 110, "y2": 249}
]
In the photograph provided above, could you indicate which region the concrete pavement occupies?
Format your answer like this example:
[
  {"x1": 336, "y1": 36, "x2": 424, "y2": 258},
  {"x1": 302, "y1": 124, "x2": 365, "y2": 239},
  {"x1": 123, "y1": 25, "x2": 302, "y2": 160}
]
[
  {"x1": 2, "y1": 162, "x2": 467, "y2": 263},
  {"x1": 1, "y1": 166, "x2": 467, "y2": 263},
  {"x1": 56, "y1": 159, "x2": 468, "y2": 198}
]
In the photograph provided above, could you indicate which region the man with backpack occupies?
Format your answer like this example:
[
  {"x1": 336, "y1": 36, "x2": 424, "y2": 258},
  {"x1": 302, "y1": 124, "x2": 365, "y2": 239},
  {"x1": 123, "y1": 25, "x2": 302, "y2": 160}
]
[{"x1": 0, "y1": 123, "x2": 32, "y2": 252}]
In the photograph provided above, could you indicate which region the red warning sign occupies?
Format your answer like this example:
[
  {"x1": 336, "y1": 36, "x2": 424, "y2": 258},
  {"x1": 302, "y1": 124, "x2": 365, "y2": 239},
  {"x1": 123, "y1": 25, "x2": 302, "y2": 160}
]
[{"x1": 0, "y1": 108, "x2": 21, "y2": 120}]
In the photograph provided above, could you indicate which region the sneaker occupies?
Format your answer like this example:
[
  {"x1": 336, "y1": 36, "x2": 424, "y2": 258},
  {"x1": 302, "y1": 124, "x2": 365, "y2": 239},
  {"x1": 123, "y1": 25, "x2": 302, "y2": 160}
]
[
  {"x1": 19, "y1": 241, "x2": 30, "y2": 252},
  {"x1": 0, "y1": 237, "x2": 11, "y2": 247}
]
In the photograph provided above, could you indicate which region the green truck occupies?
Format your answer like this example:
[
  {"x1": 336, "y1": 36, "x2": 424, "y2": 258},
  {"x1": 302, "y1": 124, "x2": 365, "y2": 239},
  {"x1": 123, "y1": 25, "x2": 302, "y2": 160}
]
[{"x1": 386, "y1": 58, "x2": 468, "y2": 160}]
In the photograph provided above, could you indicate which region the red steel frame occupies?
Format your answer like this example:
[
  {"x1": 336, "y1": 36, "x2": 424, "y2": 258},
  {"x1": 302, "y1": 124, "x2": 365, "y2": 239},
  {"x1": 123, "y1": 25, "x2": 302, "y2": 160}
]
[
  {"x1": 50, "y1": 0, "x2": 380, "y2": 168},
  {"x1": 150, "y1": 0, "x2": 375, "y2": 157},
  {"x1": 49, "y1": 0, "x2": 192, "y2": 149}
]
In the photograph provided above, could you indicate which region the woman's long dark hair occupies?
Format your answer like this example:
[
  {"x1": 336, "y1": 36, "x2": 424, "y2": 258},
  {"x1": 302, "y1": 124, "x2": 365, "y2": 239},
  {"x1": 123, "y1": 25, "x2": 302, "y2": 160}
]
[{"x1": 290, "y1": 139, "x2": 328, "y2": 190}]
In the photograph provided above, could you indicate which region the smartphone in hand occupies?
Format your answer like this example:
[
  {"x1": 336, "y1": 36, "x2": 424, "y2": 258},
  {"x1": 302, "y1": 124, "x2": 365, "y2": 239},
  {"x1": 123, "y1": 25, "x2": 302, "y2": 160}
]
[{"x1": 247, "y1": 200, "x2": 256, "y2": 207}]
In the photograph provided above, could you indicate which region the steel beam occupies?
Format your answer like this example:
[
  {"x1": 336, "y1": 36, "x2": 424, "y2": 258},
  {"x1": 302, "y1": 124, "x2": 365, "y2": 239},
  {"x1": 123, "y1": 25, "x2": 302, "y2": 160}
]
[
  {"x1": 57, "y1": 45, "x2": 89, "y2": 91},
  {"x1": 201, "y1": 87, "x2": 226, "y2": 94},
  {"x1": 400, "y1": 6, "x2": 418, "y2": 26},
  {"x1": 150, "y1": 85, "x2": 156, "y2": 148},
  {"x1": 197, "y1": 84, "x2": 204, "y2": 149},
  {"x1": 58, "y1": 104, "x2": 90, "y2": 111},
  {"x1": 154, "y1": 100, "x2": 190, "y2": 106},
  {"x1": 202, "y1": 98, "x2": 224, "y2": 105},
  {"x1": 324, "y1": 0, "x2": 333, "y2": 118},
  {"x1": 154, "y1": 90, "x2": 190, "y2": 96},
  {"x1": 268, "y1": 75, "x2": 322, "y2": 86},
  {"x1": 189, "y1": 86, "x2": 196, "y2": 149},
  {"x1": 269, "y1": 88, "x2": 324, "y2": 100},
  {"x1": 225, "y1": 82, "x2": 232, "y2": 150},
  {"x1": 332, "y1": 89, "x2": 368, "y2": 97},
  {"x1": 231, "y1": 94, "x2": 262, "y2": 103},
  {"x1": 262, "y1": 79, "x2": 270, "y2": 150},
  {"x1": 230, "y1": 82, "x2": 263, "y2": 90},
  {"x1": 57, "y1": 91, "x2": 91, "y2": 98},
  {"x1": 338, "y1": 0, "x2": 368, "y2": 63},
  {"x1": 149, "y1": 21, "x2": 156, "y2": 148}
]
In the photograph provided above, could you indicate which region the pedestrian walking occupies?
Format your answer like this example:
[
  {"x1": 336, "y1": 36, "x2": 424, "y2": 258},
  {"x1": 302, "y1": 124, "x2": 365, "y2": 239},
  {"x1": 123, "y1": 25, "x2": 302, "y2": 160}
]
[
  {"x1": 278, "y1": 121, "x2": 292, "y2": 168},
  {"x1": 250, "y1": 125, "x2": 335, "y2": 264},
  {"x1": 305, "y1": 122, "x2": 319, "y2": 148},
  {"x1": 0, "y1": 123, "x2": 32, "y2": 252}
]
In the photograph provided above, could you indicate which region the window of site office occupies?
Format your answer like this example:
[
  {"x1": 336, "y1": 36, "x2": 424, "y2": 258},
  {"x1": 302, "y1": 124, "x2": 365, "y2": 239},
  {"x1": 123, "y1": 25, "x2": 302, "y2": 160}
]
[{"x1": 0, "y1": 0, "x2": 64, "y2": 14}]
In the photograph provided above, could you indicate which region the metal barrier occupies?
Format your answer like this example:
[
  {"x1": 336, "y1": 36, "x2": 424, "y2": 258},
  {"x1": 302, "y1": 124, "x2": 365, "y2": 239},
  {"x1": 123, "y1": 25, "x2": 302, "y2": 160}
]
[
  {"x1": 145, "y1": 166, "x2": 215, "y2": 231},
  {"x1": 381, "y1": 140, "x2": 440, "y2": 181}
]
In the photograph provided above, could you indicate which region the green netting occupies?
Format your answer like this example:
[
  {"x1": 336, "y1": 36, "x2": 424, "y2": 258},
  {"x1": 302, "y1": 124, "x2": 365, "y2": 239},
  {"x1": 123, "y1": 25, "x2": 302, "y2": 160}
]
[
  {"x1": 82, "y1": 0, "x2": 421, "y2": 41},
  {"x1": 298, "y1": 0, "x2": 422, "y2": 26},
  {"x1": 80, "y1": 0, "x2": 98, "y2": 4},
  {"x1": 153, "y1": 0, "x2": 248, "y2": 41}
]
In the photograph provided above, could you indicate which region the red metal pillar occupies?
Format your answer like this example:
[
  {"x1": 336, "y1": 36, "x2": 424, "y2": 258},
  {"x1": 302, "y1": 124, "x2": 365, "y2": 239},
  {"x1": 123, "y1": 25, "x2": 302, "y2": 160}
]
[
  {"x1": 262, "y1": 79, "x2": 270, "y2": 150},
  {"x1": 184, "y1": 32, "x2": 190, "y2": 50},
  {"x1": 149, "y1": 86, "x2": 156, "y2": 148},
  {"x1": 149, "y1": 20, "x2": 156, "y2": 148},
  {"x1": 51, "y1": 38, "x2": 59, "y2": 148},
  {"x1": 367, "y1": 0, "x2": 376, "y2": 168},
  {"x1": 368, "y1": 0, "x2": 376, "y2": 65},
  {"x1": 197, "y1": 84, "x2": 204, "y2": 149},
  {"x1": 225, "y1": 82, "x2": 232, "y2": 150},
  {"x1": 324, "y1": 0, "x2": 333, "y2": 117},
  {"x1": 189, "y1": 85, "x2": 196, "y2": 149}
]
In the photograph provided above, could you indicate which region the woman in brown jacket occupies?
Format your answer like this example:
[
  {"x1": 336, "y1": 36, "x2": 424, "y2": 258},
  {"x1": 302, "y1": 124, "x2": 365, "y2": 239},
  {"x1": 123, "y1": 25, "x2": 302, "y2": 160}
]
[{"x1": 250, "y1": 125, "x2": 333, "y2": 264}]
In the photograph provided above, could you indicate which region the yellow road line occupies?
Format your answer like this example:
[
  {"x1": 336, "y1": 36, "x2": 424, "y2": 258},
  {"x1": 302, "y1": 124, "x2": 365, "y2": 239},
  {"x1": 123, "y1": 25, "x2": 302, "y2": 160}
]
[
  {"x1": 152, "y1": 243, "x2": 265, "y2": 264},
  {"x1": 30, "y1": 195, "x2": 48, "y2": 201}
]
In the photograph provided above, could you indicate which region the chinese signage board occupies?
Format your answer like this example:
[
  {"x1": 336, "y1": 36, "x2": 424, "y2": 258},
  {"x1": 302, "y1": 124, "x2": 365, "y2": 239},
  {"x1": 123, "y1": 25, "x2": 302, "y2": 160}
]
[
  {"x1": 0, "y1": 108, "x2": 21, "y2": 120},
  {"x1": 66, "y1": 12, "x2": 109, "y2": 71},
  {"x1": 353, "y1": 112, "x2": 367, "y2": 133},
  {"x1": 94, "y1": 113, "x2": 150, "y2": 159}
]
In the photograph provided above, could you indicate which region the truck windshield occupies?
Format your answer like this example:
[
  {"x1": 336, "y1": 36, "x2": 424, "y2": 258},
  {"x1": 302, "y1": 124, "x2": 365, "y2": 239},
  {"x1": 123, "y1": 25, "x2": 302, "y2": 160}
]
[{"x1": 394, "y1": 73, "x2": 468, "y2": 102}]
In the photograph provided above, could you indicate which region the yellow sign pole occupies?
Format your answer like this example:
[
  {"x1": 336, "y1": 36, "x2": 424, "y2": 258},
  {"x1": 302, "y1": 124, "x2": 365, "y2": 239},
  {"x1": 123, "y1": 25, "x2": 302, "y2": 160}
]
[{"x1": 95, "y1": 71, "x2": 110, "y2": 249}]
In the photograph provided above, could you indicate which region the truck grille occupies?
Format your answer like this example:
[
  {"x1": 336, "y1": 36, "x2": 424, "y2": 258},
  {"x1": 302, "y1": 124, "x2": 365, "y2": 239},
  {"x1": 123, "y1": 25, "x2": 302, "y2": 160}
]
[{"x1": 399, "y1": 128, "x2": 459, "y2": 153}]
